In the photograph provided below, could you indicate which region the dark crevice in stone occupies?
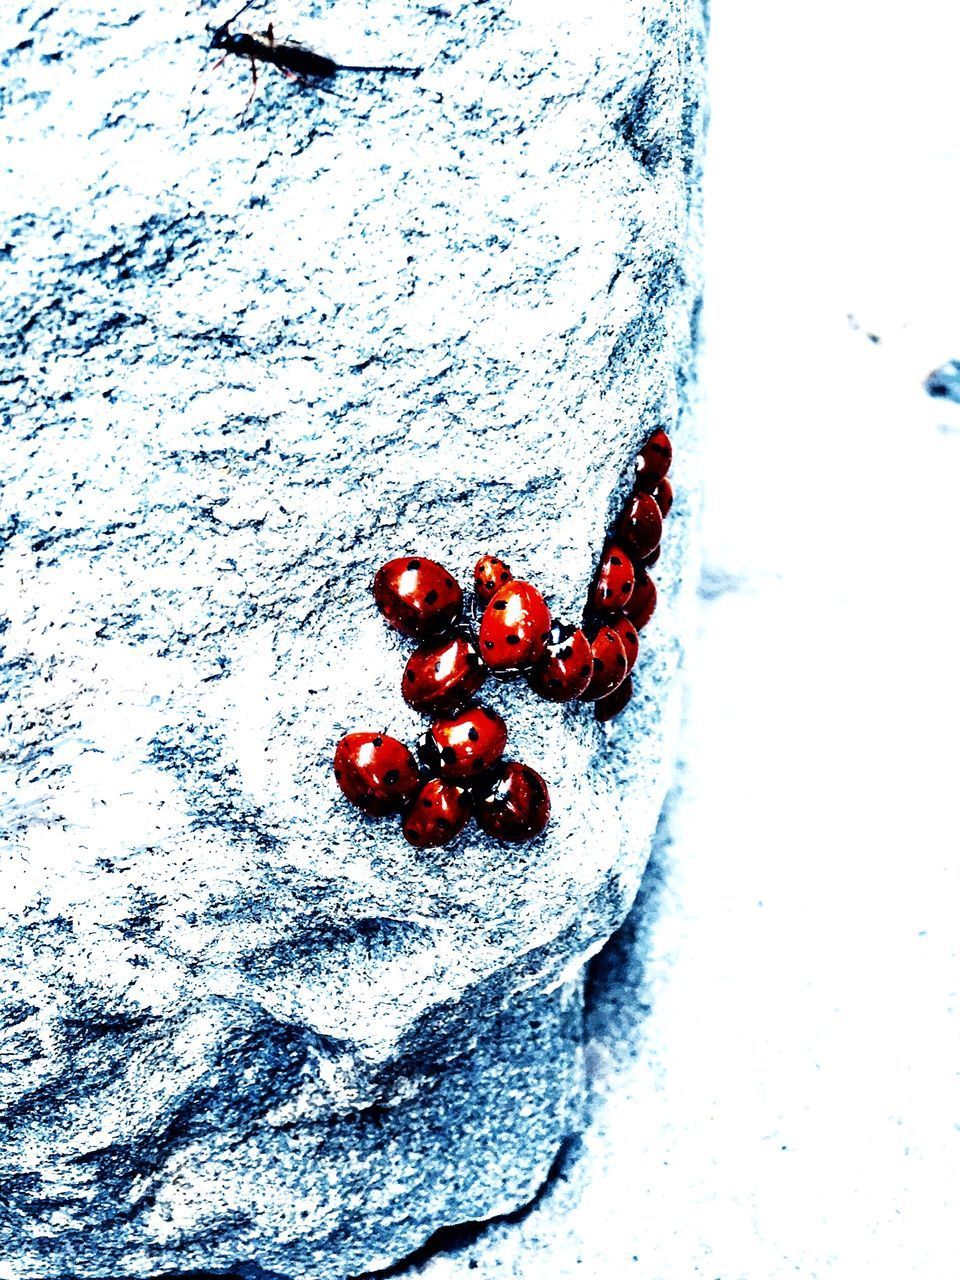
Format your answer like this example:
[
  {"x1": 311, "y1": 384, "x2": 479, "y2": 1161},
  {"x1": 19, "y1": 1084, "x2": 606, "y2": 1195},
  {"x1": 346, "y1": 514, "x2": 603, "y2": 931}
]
[
  {"x1": 582, "y1": 800, "x2": 676, "y2": 1054},
  {"x1": 349, "y1": 1134, "x2": 581, "y2": 1279}
]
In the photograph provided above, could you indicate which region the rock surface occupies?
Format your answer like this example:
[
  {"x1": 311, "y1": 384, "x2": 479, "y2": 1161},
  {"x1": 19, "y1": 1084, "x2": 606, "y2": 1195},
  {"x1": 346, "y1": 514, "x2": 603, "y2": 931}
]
[{"x1": 0, "y1": 1, "x2": 705, "y2": 1276}]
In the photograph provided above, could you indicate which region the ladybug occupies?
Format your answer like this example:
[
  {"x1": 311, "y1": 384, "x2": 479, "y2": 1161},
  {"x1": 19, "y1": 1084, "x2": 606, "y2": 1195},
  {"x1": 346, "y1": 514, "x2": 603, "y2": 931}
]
[
  {"x1": 528, "y1": 622, "x2": 593, "y2": 702},
  {"x1": 479, "y1": 580, "x2": 552, "y2": 671},
  {"x1": 591, "y1": 544, "x2": 635, "y2": 613},
  {"x1": 473, "y1": 760, "x2": 550, "y2": 843},
  {"x1": 618, "y1": 491, "x2": 663, "y2": 559},
  {"x1": 634, "y1": 428, "x2": 672, "y2": 493},
  {"x1": 402, "y1": 632, "x2": 486, "y2": 715},
  {"x1": 624, "y1": 570, "x2": 657, "y2": 630},
  {"x1": 654, "y1": 477, "x2": 673, "y2": 518},
  {"x1": 473, "y1": 554, "x2": 513, "y2": 606},
  {"x1": 418, "y1": 705, "x2": 507, "y2": 780},
  {"x1": 594, "y1": 675, "x2": 633, "y2": 722},
  {"x1": 334, "y1": 732, "x2": 420, "y2": 816},
  {"x1": 373, "y1": 557, "x2": 463, "y2": 640},
  {"x1": 638, "y1": 544, "x2": 660, "y2": 569},
  {"x1": 581, "y1": 626, "x2": 629, "y2": 702},
  {"x1": 403, "y1": 778, "x2": 471, "y2": 848},
  {"x1": 609, "y1": 614, "x2": 640, "y2": 674}
]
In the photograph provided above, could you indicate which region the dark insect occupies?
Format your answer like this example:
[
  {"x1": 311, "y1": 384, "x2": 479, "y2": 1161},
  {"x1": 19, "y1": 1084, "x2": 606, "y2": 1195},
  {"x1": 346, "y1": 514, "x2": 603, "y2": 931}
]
[{"x1": 208, "y1": 0, "x2": 421, "y2": 112}]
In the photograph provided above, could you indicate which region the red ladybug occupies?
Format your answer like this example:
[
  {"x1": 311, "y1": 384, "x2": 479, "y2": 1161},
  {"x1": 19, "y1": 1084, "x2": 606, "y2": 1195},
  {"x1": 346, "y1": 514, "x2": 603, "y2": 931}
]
[
  {"x1": 473, "y1": 554, "x2": 513, "y2": 606},
  {"x1": 334, "y1": 732, "x2": 420, "y2": 816},
  {"x1": 582, "y1": 626, "x2": 629, "y2": 702},
  {"x1": 373, "y1": 557, "x2": 463, "y2": 640},
  {"x1": 634, "y1": 428, "x2": 672, "y2": 493},
  {"x1": 402, "y1": 633, "x2": 486, "y2": 715},
  {"x1": 418, "y1": 705, "x2": 507, "y2": 780},
  {"x1": 594, "y1": 675, "x2": 633, "y2": 722},
  {"x1": 618, "y1": 492, "x2": 663, "y2": 559},
  {"x1": 654, "y1": 477, "x2": 673, "y2": 518},
  {"x1": 591, "y1": 544, "x2": 635, "y2": 613},
  {"x1": 528, "y1": 622, "x2": 593, "y2": 702},
  {"x1": 609, "y1": 614, "x2": 640, "y2": 674},
  {"x1": 473, "y1": 760, "x2": 550, "y2": 843},
  {"x1": 403, "y1": 778, "x2": 471, "y2": 848},
  {"x1": 624, "y1": 570, "x2": 657, "y2": 630},
  {"x1": 479, "y1": 580, "x2": 552, "y2": 670}
]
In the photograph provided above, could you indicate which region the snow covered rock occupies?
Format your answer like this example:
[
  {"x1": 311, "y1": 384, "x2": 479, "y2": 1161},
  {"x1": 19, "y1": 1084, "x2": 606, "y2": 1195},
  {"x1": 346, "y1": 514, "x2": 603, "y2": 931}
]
[{"x1": 0, "y1": 0, "x2": 705, "y2": 1275}]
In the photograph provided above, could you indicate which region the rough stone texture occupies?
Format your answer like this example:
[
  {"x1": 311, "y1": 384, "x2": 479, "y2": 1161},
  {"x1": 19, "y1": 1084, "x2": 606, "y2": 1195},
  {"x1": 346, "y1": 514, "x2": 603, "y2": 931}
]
[{"x1": 0, "y1": 1, "x2": 705, "y2": 1276}]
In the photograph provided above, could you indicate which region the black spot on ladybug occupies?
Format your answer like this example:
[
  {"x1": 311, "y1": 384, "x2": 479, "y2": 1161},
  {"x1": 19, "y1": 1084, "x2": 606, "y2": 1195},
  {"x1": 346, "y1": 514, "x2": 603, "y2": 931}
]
[
  {"x1": 616, "y1": 655, "x2": 627, "y2": 669},
  {"x1": 334, "y1": 768, "x2": 341, "y2": 780},
  {"x1": 384, "y1": 769, "x2": 400, "y2": 785},
  {"x1": 594, "y1": 658, "x2": 604, "y2": 671},
  {"x1": 468, "y1": 727, "x2": 480, "y2": 741},
  {"x1": 424, "y1": 589, "x2": 439, "y2": 606},
  {"x1": 436, "y1": 818, "x2": 450, "y2": 830},
  {"x1": 423, "y1": 797, "x2": 433, "y2": 808},
  {"x1": 484, "y1": 640, "x2": 494, "y2": 650},
  {"x1": 611, "y1": 556, "x2": 622, "y2": 566},
  {"x1": 408, "y1": 559, "x2": 421, "y2": 570},
  {"x1": 441, "y1": 746, "x2": 457, "y2": 764},
  {"x1": 406, "y1": 670, "x2": 416, "y2": 681},
  {"x1": 373, "y1": 736, "x2": 383, "y2": 747},
  {"x1": 445, "y1": 578, "x2": 455, "y2": 588},
  {"x1": 500, "y1": 571, "x2": 509, "y2": 581},
  {"x1": 580, "y1": 664, "x2": 591, "y2": 677},
  {"x1": 494, "y1": 600, "x2": 507, "y2": 611},
  {"x1": 506, "y1": 634, "x2": 520, "y2": 645},
  {"x1": 549, "y1": 677, "x2": 562, "y2": 689}
]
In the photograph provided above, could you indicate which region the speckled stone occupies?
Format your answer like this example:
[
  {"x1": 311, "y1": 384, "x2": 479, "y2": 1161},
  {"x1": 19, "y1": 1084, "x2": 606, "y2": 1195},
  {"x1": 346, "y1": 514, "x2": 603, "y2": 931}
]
[{"x1": 0, "y1": 0, "x2": 705, "y2": 1275}]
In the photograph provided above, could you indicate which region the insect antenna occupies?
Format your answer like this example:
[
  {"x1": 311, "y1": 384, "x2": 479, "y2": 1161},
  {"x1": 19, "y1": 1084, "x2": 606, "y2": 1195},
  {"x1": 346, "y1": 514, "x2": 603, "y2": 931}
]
[{"x1": 209, "y1": 0, "x2": 261, "y2": 46}]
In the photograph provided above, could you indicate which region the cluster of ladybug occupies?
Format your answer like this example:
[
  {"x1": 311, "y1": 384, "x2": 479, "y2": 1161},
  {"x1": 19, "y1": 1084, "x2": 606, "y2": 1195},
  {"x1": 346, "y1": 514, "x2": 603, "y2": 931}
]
[{"x1": 334, "y1": 429, "x2": 675, "y2": 849}]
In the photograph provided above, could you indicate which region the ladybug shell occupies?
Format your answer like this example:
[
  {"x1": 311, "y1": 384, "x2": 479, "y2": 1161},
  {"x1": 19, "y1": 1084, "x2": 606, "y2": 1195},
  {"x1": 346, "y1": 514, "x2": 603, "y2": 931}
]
[
  {"x1": 624, "y1": 570, "x2": 657, "y2": 630},
  {"x1": 419, "y1": 705, "x2": 507, "y2": 780},
  {"x1": 403, "y1": 778, "x2": 471, "y2": 848},
  {"x1": 618, "y1": 492, "x2": 663, "y2": 560},
  {"x1": 473, "y1": 554, "x2": 513, "y2": 606},
  {"x1": 591, "y1": 543, "x2": 635, "y2": 613},
  {"x1": 334, "y1": 732, "x2": 420, "y2": 816},
  {"x1": 581, "y1": 626, "x2": 629, "y2": 702},
  {"x1": 528, "y1": 622, "x2": 593, "y2": 702},
  {"x1": 639, "y1": 544, "x2": 661, "y2": 570},
  {"x1": 654, "y1": 477, "x2": 674, "y2": 518},
  {"x1": 609, "y1": 614, "x2": 640, "y2": 675},
  {"x1": 373, "y1": 557, "x2": 463, "y2": 640},
  {"x1": 473, "y1": 760, "x2": 550, "y2": 843},
  {"x1": 402, "y1": 633, "x2": 486, "y2": 714},
  {"x1": 479, "y1": 580, "x2": 552, "y2": 670},
  {"x1": 634, "y1": 429, "x2": 672, "y2": 493},
  {"x1": 594, "y1": 675, "x2": 633, "y2": 722}
]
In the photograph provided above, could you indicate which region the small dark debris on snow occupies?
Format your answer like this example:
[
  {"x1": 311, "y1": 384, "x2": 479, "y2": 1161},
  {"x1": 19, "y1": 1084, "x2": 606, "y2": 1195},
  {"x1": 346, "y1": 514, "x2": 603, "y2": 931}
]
[{"x1": 924, "y1": 359, "x2": 960, "y2": 404}]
